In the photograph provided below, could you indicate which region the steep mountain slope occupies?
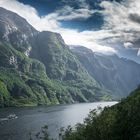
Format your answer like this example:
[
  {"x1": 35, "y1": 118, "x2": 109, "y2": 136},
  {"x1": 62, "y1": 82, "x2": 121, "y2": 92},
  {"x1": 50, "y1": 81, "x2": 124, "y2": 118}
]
[
  {"x1": 30, "y1": 31, "x2": 110, "y2": 102},
  {"x1": 0, "y1": 7, "x2": 37, "y2": 49},
  {"x1": 70, "y1": 46, "x2": 140, "y2": 99},
  {"x1": 0, "y1": 7, "x2": 109, "y2": 107}
]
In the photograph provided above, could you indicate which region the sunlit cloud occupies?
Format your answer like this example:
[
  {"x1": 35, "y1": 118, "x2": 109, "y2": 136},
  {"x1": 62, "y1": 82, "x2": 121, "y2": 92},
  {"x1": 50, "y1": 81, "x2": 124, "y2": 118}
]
[
  {"x1": 100, "y1": 0, "x2": 140, "y2": 49},
  {"x1": 0, "y1": 0, "x2": 117, "y2": 54}
]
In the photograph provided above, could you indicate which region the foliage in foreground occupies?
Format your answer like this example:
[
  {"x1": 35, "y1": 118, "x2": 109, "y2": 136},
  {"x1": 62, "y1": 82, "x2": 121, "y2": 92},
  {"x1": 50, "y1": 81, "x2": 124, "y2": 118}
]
[
  {"x1": 29, "y1": 125, "x2": 50, "y2": 140},
  {"x1": 60, "y1": 86, "x2": 140, "y2": 140}
]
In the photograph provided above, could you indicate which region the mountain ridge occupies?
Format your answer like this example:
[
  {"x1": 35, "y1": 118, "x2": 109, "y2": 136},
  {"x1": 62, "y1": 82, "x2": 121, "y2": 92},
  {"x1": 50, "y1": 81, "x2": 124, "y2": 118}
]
[
  {"x1": 0, "y1": 7, "x2": 110, "y2": 107},
  {"x1": 70, "y1": 45, "x2": 140, "y2": 99}
]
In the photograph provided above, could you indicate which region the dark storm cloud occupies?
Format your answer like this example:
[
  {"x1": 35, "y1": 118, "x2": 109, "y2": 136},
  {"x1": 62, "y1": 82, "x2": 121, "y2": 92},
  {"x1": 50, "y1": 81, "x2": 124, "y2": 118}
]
[{"x1": 129, "y1": 13, "x2": 140, "y2": 24}]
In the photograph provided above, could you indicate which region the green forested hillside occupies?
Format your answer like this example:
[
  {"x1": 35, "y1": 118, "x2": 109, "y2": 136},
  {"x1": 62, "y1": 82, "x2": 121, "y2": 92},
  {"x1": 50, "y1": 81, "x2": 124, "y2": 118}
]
[
  {"x1": 0, "y1": 8, "x2": 110, "y2": 107},
  {"x1": 0, "y1": 42, "x2": 58, "y2": 107},
  {"x1": 0, "y1": 40, "x2": 109, "y2": 107},
  {"x1": 62, "y1": 86, "x2": 140, "y2": 140}
]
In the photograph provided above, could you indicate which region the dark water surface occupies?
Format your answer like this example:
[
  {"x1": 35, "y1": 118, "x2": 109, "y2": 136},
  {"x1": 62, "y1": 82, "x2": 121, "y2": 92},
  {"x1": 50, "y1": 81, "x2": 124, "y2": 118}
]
[{"x1": 0, "y1": 102, "x2": 117, "y2": 140}]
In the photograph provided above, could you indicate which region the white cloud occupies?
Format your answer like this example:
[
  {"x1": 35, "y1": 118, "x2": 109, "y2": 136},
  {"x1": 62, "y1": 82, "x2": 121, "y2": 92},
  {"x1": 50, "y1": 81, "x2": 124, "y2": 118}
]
[
  {"x1": 100, "y1": 0, "x2": 140, "y2": 45},
  {"x1": 54, "y1": 6, "x2": 96, "y2": 21},
  {"x1": 0, "y1": 0, "x2": 60, "y2": 31},
  {"x1": 0, "y1": 0, "x2": 117, "y2": 54},
  {"x1": 124, "y1": 42, "x2": 133, "y2": 49},
  {"x1": 62, "y1": 0, "x2": 90, "y2": 9},
  {"x1": 53, "y1": 0, "x2": 94, "y2": 20},
  {"x1": 137, "y1": 49, "x2": 140, "y2": 56},
  {"x1": 59, "y1": 29, "x2": 117, "y2": 54}
]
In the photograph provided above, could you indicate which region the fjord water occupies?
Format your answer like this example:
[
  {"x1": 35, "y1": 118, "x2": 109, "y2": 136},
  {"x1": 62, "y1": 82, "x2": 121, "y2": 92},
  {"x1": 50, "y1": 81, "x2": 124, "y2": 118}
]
[{"x1": 0, "y1": 102, "x2": 117, "y2": 140}]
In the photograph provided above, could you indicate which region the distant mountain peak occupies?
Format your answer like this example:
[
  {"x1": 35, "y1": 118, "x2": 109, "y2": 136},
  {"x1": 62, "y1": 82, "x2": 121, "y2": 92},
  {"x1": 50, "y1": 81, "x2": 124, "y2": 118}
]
[{"x1": 71, "y1": 46, "x2": 140, "y2": 99}]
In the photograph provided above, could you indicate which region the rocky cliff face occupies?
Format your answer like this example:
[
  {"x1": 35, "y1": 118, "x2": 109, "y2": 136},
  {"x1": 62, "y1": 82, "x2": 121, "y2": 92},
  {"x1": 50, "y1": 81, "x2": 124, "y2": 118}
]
[
  {"x1": 0, "y1": 8, "x2": 37, "y2": 52},
  {"x1": 0, "y1": 8, "x2": 110, "y2": 107},
  {"x1": 70, "y1": 46, "x2": 140, "y2": 99}
]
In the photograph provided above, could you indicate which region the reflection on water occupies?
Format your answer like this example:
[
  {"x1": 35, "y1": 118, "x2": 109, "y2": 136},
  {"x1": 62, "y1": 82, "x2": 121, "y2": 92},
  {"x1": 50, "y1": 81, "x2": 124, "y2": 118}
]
[{"x1": 0, "y1": 102, "x2": 117, "y2": 140}]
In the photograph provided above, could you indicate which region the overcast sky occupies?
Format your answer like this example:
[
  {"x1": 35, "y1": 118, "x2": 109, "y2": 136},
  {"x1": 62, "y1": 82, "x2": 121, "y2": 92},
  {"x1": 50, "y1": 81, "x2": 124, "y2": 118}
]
[{"x1": 0, "y1": 0, "x2": 140, "y2": 62}]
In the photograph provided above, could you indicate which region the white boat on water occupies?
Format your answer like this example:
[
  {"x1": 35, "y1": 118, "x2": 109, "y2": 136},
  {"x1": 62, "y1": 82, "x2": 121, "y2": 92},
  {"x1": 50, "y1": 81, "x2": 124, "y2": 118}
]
[
  {"x1": 7, "y1": 114, "x2": 18, "y2": 120},
  {"x1": 0, "y1": 114, "x2": 18, "y2": 122}
]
